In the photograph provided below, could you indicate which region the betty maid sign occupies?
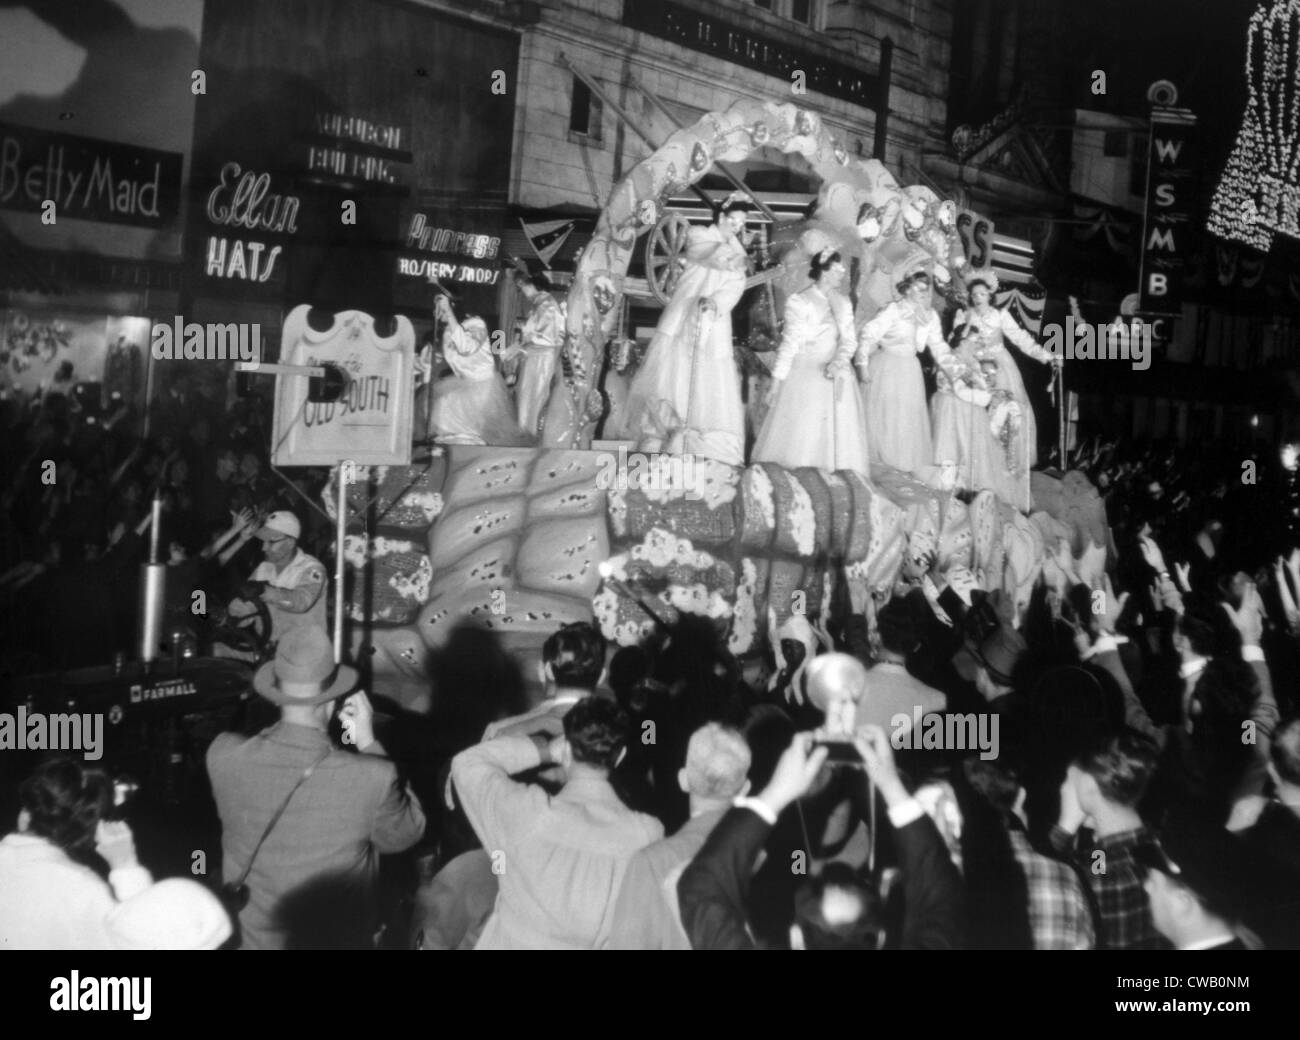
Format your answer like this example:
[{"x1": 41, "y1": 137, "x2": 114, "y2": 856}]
[{"x1": 271, "y1": 306, "x2": 414, "y2": 466}]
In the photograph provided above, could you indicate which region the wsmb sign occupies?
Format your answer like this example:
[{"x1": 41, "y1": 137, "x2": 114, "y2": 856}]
[{"x1": 1139, "y1": 107, "x2": 1198, "y2": 315}]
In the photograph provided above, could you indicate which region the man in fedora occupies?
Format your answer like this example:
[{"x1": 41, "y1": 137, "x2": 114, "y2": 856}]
[
  {"x1": 206, "y1": 627, "x2": 426, "y2": 949},
  {"x1": 227, "y1": 509, "x2": 327, "y2": 649}
]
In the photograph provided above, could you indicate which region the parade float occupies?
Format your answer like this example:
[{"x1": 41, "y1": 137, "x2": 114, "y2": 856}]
[{"x1": 325, "y1": 99, "x2": 1105, "y2": 707}]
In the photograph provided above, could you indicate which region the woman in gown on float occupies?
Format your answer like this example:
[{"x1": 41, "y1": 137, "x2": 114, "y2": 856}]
[
  {"x1": 857, "y1": 270, "x2": 950, "y2": 475},
  {"x1": 931, "y1": 323, "x2": 1001, "y2": 495},
  {"x1": 752, "y1": 249, "x2": 870, "y2": 475},
  {"x1": 624, "y1": 194, "x2": 751, "y2": 465},
  {"x1": 426, "y1": 294, "x2": 525, "y2": 445},
  {"x1": 952, "y1": 271, "x2": 1061, "y2": 511}
]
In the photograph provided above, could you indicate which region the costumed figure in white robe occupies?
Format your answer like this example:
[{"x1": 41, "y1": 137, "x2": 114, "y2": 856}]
[
  {"x1": 425, "y1": 295, "x2": 524, "y2": 446},
  {"x1": 511, "y1": 272, "x2": 564, "y2": 439},
  {"x1": 857, "y1": 270, "x2": 952, "y2": 475},
  {"x1": 952, "y1": 270, "x2": 1061, "y2": 511},
  {"x1": 931, "y1": 323, "x2": 1002, "y2": 495},
  {"x1": 624, "y1": 195, "x2": 751, "y2": 465},
  {"x1": 753, "y1": 249, "x2": 870, "y2": 475}
]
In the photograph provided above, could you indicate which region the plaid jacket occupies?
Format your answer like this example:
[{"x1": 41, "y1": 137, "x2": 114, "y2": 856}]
[
  {"x1": 1049, "y1": 824, "x2": 1167, "y2": 950},
  {"x1": 1008, "y1": 826, "x2": 1094, "y2": 949}
]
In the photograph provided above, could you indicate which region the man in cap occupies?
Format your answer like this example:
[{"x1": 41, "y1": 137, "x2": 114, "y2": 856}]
[
  {"x1": 206, "y1": 627, "x2": 426, "y2": 949},
  {"x1": 227, "y1": 509, "x2": 327, "y2": 649},
  {"x1": 1135, "y1": 825, "x2": 1260, "y2": 950}
]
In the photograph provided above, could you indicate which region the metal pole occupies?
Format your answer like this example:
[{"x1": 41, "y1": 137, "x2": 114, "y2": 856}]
[
  {"x1": 1057, "y1": 363, "x2": 1067, "y2": 470},
  {"x1": 333, "y1": 467, "x2": 347, "y2": 663}
]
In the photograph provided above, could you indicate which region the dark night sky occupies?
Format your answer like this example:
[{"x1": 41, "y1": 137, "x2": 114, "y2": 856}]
[{"x1": 1057, "y1": 0, "x2": 1263, "y2": 172}]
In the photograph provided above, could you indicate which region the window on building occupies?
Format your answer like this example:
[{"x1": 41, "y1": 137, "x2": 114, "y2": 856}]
[
  {"x1": 569, "y1": 76, "x2": 603, "y2": 142},
  {"x1": 754, "y1": 0, "x2": 774, "y2": 10},
  {"x1": 791, "y1": 0, "x2": 813, "y2": 24},
  {"x1": 1103, "y1": 130, "x2": 1128, "y2": 158}
]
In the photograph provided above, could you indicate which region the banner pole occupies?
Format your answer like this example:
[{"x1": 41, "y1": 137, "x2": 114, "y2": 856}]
[
  {"x1": 334, "y1": 467, "x2": 347, "y2": 663},
  {"x1": 1057, "y1": 363, "x2": 1067, "y2": 470}
]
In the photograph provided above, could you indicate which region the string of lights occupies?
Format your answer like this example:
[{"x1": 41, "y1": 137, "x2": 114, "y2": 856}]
[{"x1": 1207, "y1": 0, "x2": 1300, "y2": 250}]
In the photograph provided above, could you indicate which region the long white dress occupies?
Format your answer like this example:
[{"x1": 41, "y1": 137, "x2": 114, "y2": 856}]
[
  {"x1": 931, "y1": 334, "x2": 1001, "y2": 494},
  {"x1": 752, "y1": 284, "x2": 870, "y2": 475},
  {"x1": 857, "y1": 301, "x2": 950, "y2": 475},
  {"x1": 952, "y1": 306, "x2": 1053, "y2": 512},
  {"x1": 429, "y1": 321, "x2": 523, "y2": 445},
  {"x1": 625, "y1": 224, "x2": 747, "y2": 466},
  {"x1": 515, "y1": 292, "x2": 563, "y2": 439}
]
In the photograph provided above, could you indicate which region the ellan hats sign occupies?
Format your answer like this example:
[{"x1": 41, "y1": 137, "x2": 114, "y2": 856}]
[
  {"x1": 0, "y1": 122, "x2": 182, "y2": 228},
  {"x1": 272, "y1": 305, "x2": 414, "y2": 466}
]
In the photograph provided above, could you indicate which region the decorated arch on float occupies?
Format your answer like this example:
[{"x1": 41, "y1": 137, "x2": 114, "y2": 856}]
[{"x1": 539, "y1": 98, "x2": 973, "y2": 450}]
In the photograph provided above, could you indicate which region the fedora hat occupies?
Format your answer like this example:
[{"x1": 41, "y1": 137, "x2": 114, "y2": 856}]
[{"x1": 253, "y1": 627, "x2": 357, "y2": 706}]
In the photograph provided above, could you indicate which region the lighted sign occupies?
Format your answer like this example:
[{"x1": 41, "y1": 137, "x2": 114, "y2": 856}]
[
  {"x1": 405, "y1": 214, "x2": 500, "y2": 259},
  {"x1": 302, "y1": 112, "x2": 411, "y2": 187},
  {"x1": 202, "y1": 161, "x2": 300, "y2": 283},
  {"x1": 0, "y1": 122, "x2": 182, "y2": 227},
  {"x1": 1139, "y1": 109, "x2": 1197, "y2": 315},
  {"x1": 398, "y1": 213, "x2": 503, "y2": 285}
]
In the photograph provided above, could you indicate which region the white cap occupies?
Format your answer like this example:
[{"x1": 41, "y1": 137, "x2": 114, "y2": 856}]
[{"x1": 255, "y1": 510, "x2": 301, "y2": 541}]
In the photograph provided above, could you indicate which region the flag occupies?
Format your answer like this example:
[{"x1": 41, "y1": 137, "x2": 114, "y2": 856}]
[
  {"x1": 520, "y1": 217, "x2": 575, "y2": 268},
  {"x1": 994, "y1": 284, "x2": 1045, "y2": 336}
]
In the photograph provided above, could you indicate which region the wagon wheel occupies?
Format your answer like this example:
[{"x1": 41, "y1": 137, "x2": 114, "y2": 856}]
[{"x1": 645, "y1": 213, "x2": 694, "y2": 305}]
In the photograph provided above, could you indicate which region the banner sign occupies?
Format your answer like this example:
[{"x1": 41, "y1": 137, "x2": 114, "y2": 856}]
[
  {"x1": 272, "y1": 305, "x2": 414, "y2": 466},
  {"x1": 0, "y1": 122, "x2": 182, "y2": 228},
  {"x1": 1139, "y1": 107, "x2": 1198, "y2": 315},
  {"x1": 956, "y1": 209, "x2": 996, "y2": 270},
  {"x1": 623, "y1": 2, "x2": 882, "y2": 108}
]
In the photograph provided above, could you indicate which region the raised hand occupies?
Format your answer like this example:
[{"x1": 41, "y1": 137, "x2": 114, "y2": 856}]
[
  {"x1": 1221, "y1": 582, "x2": 1264, "y2": 647},
  {"x1": 95, "y1": 819, "x2": 140, "y2": 871},
  {"x1": 1138, "y1": 535, "x2": 1167, "y2": 574},
  {"x1": 758, "y1": 733, "x2": 830, "y2": 815},
  {"x1": 1098, "y1": 575, "x2": 1130, "y2": 634}
]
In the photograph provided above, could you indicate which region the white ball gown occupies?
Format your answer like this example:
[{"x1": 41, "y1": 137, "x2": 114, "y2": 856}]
[
  {"x1": 752, "y1": 283, "x2": 870, "y2": 475},
  {"x1": 624, "y1": 223, "x2": 747, "y2": 466},
  {"x1": 428, "y1": 320, "x2": 525, "y2": 445},
  {"x1": 858, "y1": 300, "x2": 950, "y2": 475},
  {"x1": 952, "y1": 305, "x2": 1053, "y2": 512},
  {"x1": 931, "y1": 333, "x2": 1001, "y2": 494}
]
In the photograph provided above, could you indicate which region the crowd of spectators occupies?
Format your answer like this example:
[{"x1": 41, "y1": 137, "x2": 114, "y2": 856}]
[
  {"x1": 0, "y1": 367, "x2": 330, "y2": 671},
  {"x1": 2, "y1": 394, "x2": 1299, "y2": 949}
]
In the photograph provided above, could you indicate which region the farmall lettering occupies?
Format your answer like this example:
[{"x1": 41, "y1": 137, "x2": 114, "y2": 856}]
[{"x1": 128, "y1": 680, "x2": 198, "y2": 705}]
